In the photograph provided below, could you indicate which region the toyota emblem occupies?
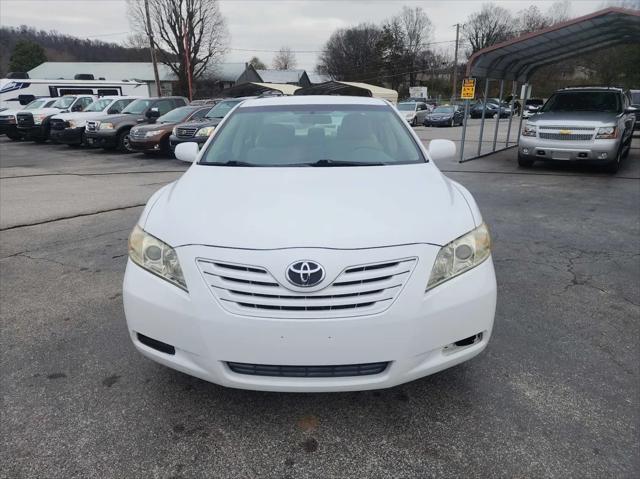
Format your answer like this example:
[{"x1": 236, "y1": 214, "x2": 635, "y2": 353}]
[{"x1": 286, "y1": 260, "x2": 325, "y2": 287}]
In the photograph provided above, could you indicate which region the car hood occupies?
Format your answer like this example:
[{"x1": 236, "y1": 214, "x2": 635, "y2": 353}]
[
  {"x1": 132, "y1": 121, "x2": 177, "y2": 132},
  {"x1": 176, "y1": 117, "x2": 224, "y2": 129},
  {"x1": 143, "y1": 163, "x2": 475, "y2": 249},
  {"x1": 527, "y1": 111, "x2": 620, "y2": 126},
  {"x1": 20, "y1": 107, "x2": 62, "y2": 116},
  {"x1": 52, "y1": 111, "x2": 107, "y2": 121}
]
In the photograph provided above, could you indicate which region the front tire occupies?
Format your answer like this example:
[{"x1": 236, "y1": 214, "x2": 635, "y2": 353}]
[
  {"x1": 6, "y1": 132, "x2": 21, "y2": 141},
  {"x1": 411, "y1": 117, "x2": 417, "y2": 127},
  {"x1": 117, "y1": 129, "x2": 132, "y2": 153},
  {"x1": 518, "y1": 153, "x2": 534, "y2": 168},
  {"x1": 604, "y1": 145, "x2": 622, "y2": 174}
]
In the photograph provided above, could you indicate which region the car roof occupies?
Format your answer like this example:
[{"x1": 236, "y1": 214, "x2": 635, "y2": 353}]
[
  {"x1": 239, "y1": 95, "x2": 388, "y2": 108},
  {"x1": 557, "y1": 86, "x2": 624, "y2": 92}
]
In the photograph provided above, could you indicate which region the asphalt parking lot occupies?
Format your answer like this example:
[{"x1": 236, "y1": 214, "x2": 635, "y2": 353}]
[{"x1": 1, "y1": 134, "x2": 639, "y2": 478}]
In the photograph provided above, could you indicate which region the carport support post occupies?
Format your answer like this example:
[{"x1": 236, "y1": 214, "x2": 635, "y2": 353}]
[
  {"x1": 492, "y1": 79, "x2": 504, "y2": 151},
  {"x1": 459, "y1": 100, "x2": 470, "y2": 162},
  {"x1": 505, "y1": 80, "x2": 517, "y2": 147},
  {"x1": 516, "y1": 83, "x2": 530, "y2": 146},
  {"x1": 476, "y1": 77, "x2": 490, "y2": 157}
]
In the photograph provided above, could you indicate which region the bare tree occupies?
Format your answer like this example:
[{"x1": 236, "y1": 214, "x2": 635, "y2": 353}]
[
  {"x1": 272, "y1": 46, "x2": 297, "y2": 70},
  {"x1": 317, "y1": 24, "x2": 384, "y2": 82},
  {"x1": 127, "y1": 0, "x2": 228, "y2": 95},
  {"x1": 249, "y1": 56, "x2": 266, "y2": 70},
  {"x1": 463, "y1": 3, "x2": 515, "y2": 55}
]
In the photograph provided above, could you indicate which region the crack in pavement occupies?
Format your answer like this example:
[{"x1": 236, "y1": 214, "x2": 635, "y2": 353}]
[{"x1": 0, "y1": 204, "x2": 145, "y2": 232}]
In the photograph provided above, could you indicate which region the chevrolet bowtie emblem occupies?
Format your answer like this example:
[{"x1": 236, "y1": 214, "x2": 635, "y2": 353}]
[{"x1": 559, "y1": 129, "x2": 571, "y2": 135}]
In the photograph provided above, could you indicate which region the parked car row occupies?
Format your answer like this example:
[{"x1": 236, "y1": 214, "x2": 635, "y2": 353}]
[{"x1": 0, "y1": 94, "x2": 252, "y2": 156}]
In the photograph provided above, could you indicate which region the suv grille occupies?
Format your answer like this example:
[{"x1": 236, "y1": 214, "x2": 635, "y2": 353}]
[
  {"x1": 86, "y1": 120, "x2": 99, "y2": 132},
  {"x1": 17, "y1": 112, "x2": 34, "y2": 128},
  {"x1": 175, "y1": 126, "x2": 198, "y2": 138},
  {"x1": 196, "y1": 258, "x2": 417, "y2": 319},
  {"x1": 130, "y1": 128, "x2": 147, "y2": 140},
  {"x1": 538, "y1": 126, "x2": 594, "y2": 141},
  {"x1": 49, "y1": 118, "x2": 67, "y2": 130},
  {"x1": 227, "y1": 361, "x2": 389, "y2": 378}
]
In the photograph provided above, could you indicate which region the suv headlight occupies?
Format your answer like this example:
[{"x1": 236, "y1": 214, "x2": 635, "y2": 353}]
[
  {"x1": 172, "y1": 126, "x2": 178, "y2": 136},
  {"x1": 427, "y1": 223, "x2": 491, "y2": 291},
  {"x1": 128, "y1": 225, "x2": 187, "y2": 291},
  {"x1": 100, "y1": 122, "x2": 114, "y2": 130},
  {"x1": 33, "y1": 114, "x2": 47, "y2": 125},
  {"x1": 595, "y1": 126, "x2": 617, "y2": 139},
  {"x1": 522, "y1": 124, "x2": 536, "y2": 137},
  {"x1": 196, "y1": 126, "x2": 215, "y2": 137}
]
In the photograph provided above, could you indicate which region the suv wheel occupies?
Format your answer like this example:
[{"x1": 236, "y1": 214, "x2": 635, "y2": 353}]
[
  {"x1": 117, "y1": 129, "x2": 132, "y2": 153},
  {"x1": 518, "y1": 153, "x2": 534, "y2": 168},
  {"x1": 605, "y1": 146, "x2": 622, "y2": 174}
]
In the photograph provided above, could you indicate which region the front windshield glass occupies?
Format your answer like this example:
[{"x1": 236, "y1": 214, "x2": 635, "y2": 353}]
[
  {"x1": 433, "y1": 107, "x2": 454, "y2": 113},
  {"x1": 199, "y1": 104, "x2": 425, "y2": 167},
  {"x1": 397, "y1": 103, "x2": 416, "y2": 111},
  {"x1": 122, "y1": 99, "x2": 152, "y2": 114},
  {"x1": 84, "y1": 99, "x2": 112, "y2": 112},
  {"x1": 25, "y1": 100, "x2": 46, "y2": 110},
  {"x1": 541, "y1": 91, "x2": 621, "y2": 113},
  {"x1": 157, "y1": 106, "x2": 197, "y2": 123},
  {"x1": 51, "y1": 97, "x2": 75, "y2": 109},
  {"x1": 205, "y1": 100, "x2": 242, "y2": 118}
]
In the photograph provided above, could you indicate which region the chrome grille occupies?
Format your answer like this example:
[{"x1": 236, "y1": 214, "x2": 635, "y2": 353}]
[
  {"x1": 538, "y1": 126, "x2": 594, "y2": 141},
  {"x1": 86, "y1": 120, "x2": 99, "y2": 132},
  {"x1": 175, "y1": 126, "x2": 198, "y2": 138},
  {"x1": 539, "y1": 132, "x2": 593, "y2": 141},
  {"x1": 197, "y1": 258, "x2": 417, "y2": 319},
  {"x1": 16, "y1": 113, "x2": 34, "y2": 127},
  {"x1": 130, "y1": 128, "x2": 147, "y2": 140}
]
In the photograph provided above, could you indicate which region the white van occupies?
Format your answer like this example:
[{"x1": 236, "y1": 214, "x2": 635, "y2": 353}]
[{"x1": 0, "y1": 78, "x2": 149, "y2": 111}]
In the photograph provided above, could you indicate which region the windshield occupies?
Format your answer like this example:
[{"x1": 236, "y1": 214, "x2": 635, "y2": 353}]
[
  {"x1": 24, "y1": 99, "x2": 47, "y2": 110},
  {"x1": 122, "y1": 99, "x2": 152, "y2": 114},
  {"x1": 84, "y1": 99, "x2": 112, "y2": 112},
  {"x1": 157, "y1": 106, "x2": 197, "y2": 123},
  {"x1": 51, "y1": 97, "x2": 75, "y2": 109},
  {"x1": 205, "y1": 100, "x2": 242, "y2": 119},
  {"x1": 433, "y1": 107, "x2": 454, "y2": 113},
  {"x1": 541, "y1": 91, "x2": 621, "y2": 113},
  {"x1": 631, "y1": 92, "x2": 640, "y2": 105},
  {"x1": 397, "y1": 103, "x2": 416, "y2": 111},
  {"x1": 199, "y1": 104, "x2": 425, "y2": 167}
]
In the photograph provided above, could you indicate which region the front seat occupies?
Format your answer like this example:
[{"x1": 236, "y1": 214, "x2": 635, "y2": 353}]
[{"x1": 247, "y1": 123, "x2": 296, "y2": 165}]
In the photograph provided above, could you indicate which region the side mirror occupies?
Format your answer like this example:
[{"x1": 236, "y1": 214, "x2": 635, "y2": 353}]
[
  {"x1": 427, "y1": 139, "x2": 456, "y2": 163},
  {"x1": 625, "y1": 106, "x2": 637, "y2": 114},
  {"x1": 146, "y1": 108, "x2": 160, "y2": 119},
  {"x1": 174, "y1": 142, "x2": 199, "y2": 163}
]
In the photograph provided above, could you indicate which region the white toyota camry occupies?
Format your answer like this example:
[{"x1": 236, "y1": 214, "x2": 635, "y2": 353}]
[{"x1": 123, "y1": 95, "x2": 497, "y2": 392}]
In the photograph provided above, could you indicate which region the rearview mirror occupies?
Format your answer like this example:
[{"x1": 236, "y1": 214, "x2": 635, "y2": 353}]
[
  {"x1": 174, "y1": 142, "x2": 199, "y2": 163},
  {"x1": 427, "y1": 139, "x2": 456, "y2": 163}
]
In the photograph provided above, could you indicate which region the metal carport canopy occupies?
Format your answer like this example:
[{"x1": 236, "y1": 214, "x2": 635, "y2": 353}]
[{"x1": 467, "y1": 7, "x2": 640, "y2": 82}]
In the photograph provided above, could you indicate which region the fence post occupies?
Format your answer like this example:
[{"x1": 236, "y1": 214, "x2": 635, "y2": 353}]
[
  {"x1": 492, "y1": 79, "x2": 505, "y2": 152},
  {"x1": 476, "y1": 77, "x2": 490, "y2": 157}
]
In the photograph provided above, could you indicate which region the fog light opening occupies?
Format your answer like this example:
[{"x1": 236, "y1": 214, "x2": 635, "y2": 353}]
[
  {"x1": 522, "y1": 148, "x2": 529, "y2": 154},
  {"x1": 597, "y1": 152, "x2": 608, "y2": 160},
  {"x1": 536, "y1": 150, "x2": 546, "y2": 156},
  {"x1": 443, "y1": 333, "x2": 483, "y2": 354},
  {"x1": 137, "y1": 333, "x2": 175, "y2": 355},
  {"x1": 578, "y1": 152, "x2": 588, "y2": 158}
]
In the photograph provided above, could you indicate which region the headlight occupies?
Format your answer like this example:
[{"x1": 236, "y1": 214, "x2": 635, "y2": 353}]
[
  {"x1": 128, "y1": 225, "x2": 187, "y2": 291},
  {"x1": 33, "y1": 114, "x2": 47, "y2": 125},
  {"x1": 67, "y1": 120, "x2": 80, "y2": 128},
  {"x1": 521, "y1": 123, "x2": 536, "y2": 137},
  {"x1": 427, "y1": 223, "x2": 491, "y2": 291},
  {"x1": 145, "y1": 130, "x2": 163, "y2": 137},
  {"x1": 100, "y1": 122, "x2": 114, "y2": 130},
  {"x1": 595, "y1": 126, "x2": 617, "y2": 139},
  {"x1": 195, "y1": 126, "x2": 215, "y2": 137},
  {"x1": 172, "y1": 126, "x2": 178, "y2": 136}
]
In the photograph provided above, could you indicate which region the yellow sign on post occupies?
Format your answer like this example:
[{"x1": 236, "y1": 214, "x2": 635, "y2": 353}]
[{"x1": 461, "y1": 78, "x2": 476, "y2": 99}]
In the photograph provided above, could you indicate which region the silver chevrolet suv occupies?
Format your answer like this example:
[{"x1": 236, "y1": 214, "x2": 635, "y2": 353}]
[{"x1": 518, "y1": 87, "x2": 636, "y2": 173}]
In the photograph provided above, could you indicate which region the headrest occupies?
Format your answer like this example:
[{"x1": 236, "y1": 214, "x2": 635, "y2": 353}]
[{"x1": 257, "y1": 123, "x2": 294, "y2": 148}]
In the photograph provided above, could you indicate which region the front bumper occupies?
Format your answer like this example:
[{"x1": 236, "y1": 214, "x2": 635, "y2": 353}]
[
  {"x1": 49, "y1": 126, "x2": 84, "y2": 144},
  {"x1": 129, "y1": 136, "x2": 165, "y2": 152},
  {"x1": 85, "y1": 129, "x2": 118, "y2": 148},
  {"x1": 169, "y1": 134, "x2": 208, "y2": 150},
  {"x1": 123, "y1": 244, "x2": 497, "y2": 392},
  {"x1": 518, "y1": 135, "x2": 620, "y2": 161},
  {"x1": 424, "y1": 117, "x2": 453, "y2": 126}
]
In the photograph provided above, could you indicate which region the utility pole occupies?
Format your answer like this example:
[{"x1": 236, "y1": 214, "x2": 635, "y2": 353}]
[
  {"x1": 451, "y1": 23, "x2": 460, "y2": 102},
  {"x1": 144, "y1": 0, "x2": 162, "y2": 97}
]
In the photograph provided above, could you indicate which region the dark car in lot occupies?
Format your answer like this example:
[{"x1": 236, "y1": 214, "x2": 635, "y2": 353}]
[
  {"x1": 128, "y1": 105, "x2": 211, "y2": 154},
  {"x1": 0, "y1": 98, "x2": 57, "y2": 140},
  {"x1": 630, "y1": 89, "x2": 640, "y2": 129},
  {"x1": 169, "y1": 98, "x2": 249, "y2": 150},
  {"x1": 85, "y1": 96, "x2": 188, "y2": 151},
  {"x1": 423, "y1": 105, "x2": 464, "y2": 127},
  {"x1": 469, "y1": 101, "x2": 512, "y2": 119},
  {"x1": 16, "y1": 95, "x2": 95, "y2": 142}
]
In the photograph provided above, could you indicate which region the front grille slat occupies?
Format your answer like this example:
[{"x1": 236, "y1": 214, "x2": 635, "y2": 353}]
[
  {"x1": 176, "y1": 126, "x2": 198, "y2": 138},
  {"x1": 227, "y1": 361, "x2": 389, "y2": 378},
  {"x1": 17, "y1": 113, "x2": 34, "y2": 128},
  {"x1": 539, "y1": 132, "x2": 593, "y2": 141},
  {"x1": 197, "y1": 257, "x2": 417, "y2": 319}
]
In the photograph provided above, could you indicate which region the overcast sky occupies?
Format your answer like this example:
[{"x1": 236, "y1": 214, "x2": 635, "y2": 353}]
[{"x1": 0, "y1": 0, "x2": 618, "y2": 70}]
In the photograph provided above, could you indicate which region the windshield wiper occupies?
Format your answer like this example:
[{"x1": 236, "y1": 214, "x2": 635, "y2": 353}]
[
  {"x1": 305, "y1": 159, "x2": 387, "y2": 167},
  {"x1": 214, "y1": 160, "x2": 256, "y2": 167}
]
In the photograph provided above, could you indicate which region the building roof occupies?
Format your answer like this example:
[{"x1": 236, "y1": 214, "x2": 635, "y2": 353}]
[
  {"x1": 219, "y1": 82, "x2": 300, "y2": 97},
  {"x1": 467, "y1": 7, "x2": 640, "y2": 82},
  {"x1": 256, "y1": 69, "x2": 306, "y2": 84},
  {"x1": 307, "y1": 72, "x2": 332, "y2": 84},
  {"x1": 28, "y1": 62, "x2": 178, "y2": 82},
  {"x1": 208, "y1": 62, "x2": 252, "y2": 82}
]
